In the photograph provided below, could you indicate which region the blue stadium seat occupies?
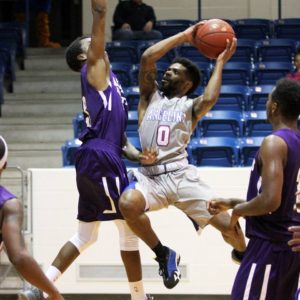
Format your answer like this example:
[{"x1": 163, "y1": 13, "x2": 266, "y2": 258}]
[
  {"x1": 248, "y1": 85, "x2": 274, "y2": 110},
  {"x1": 198, "y1": 110, "x2": 243, "y2": 138},
  {"x1": 123, "y1": 136, "x2": 141, "y2": 167},
  {"x1": 230, "y1": 39, "x2": 256, "y2": 63},
  {"x1": 221, "y1": 62, "x2": 252, "y2": 85},
  {"x1": 274, "y1": 18, "x2": 300, "y2": 40},
  {"x1": 190, "y1": 85, "x2": 204, "y2": 99},
  {"x1": 234, "y1": 19, "x2": 272, "y2": 40},
  {"x1": 253, "y1": 62, "x2": 293, "y2": 85},
  {"x1": 111, "y1": 62, "x2": 133, "y2": 87},
  {"x1": 155, "y1": 20, "x2": 193, "y2": 39},
  {"x1": 124, "y1": 86, "x2": 140, "y2": 110},
  {"x1": 188, "y1": 137, "x2": 239, "y2": 167},
  {"x1": 0, "y1": 41, "x2": 17, "y2": 84},
  {"x1": 243, "y1": 111, "x2": 272, "y2": 137},
  {"x1": 194, "y1": 61, "x2": 211, "y2": 86},
  {"x1": 137, "y1": 40, "x2": 175, "y2": 63},
  {"x1": 176, "y1": 44, "x2": 210, "y2": 63},
  {"x1": 127, "y1": 110, "x2": 139, "y2": 136},
  {"x1": 106, "y1": 41, "x2": 139, "y2": 64},
  {"x1": 0, "y1": 63, "x2": 4, "y2": 110},
  {"x1": 256, "y1": 39, "x2": 296, "y2": 63},
  {"x1": 213, "y1": 84, "x2": 249, "y2": 111},
  {"x1": 72, "y1": 112, "x2": 86, "y2": 138},
  {"x1": 239, "y1": 137, "x2": 264, "y2": 166},
  {"x1": 61, "y1": 138, "x2": 82, "y2": 167}
]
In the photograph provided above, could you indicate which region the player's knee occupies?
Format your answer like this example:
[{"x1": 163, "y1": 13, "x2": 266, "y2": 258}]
[
  {"x1": 115, "y1": 220, "x2": 139, "y2": 251},
  {"x1": 119, "y1": 190, "x2": 143, "y2": 219},
  {"x1": 69, "y1": 231, "x2": 98, "y2": 253}
]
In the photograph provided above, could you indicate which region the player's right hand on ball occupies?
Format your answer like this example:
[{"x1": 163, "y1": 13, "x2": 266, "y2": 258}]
[
  {"x1": 139, "y1": 147, "x2": 158, "y2": 165},
  {"x1": 216, "y1": 37, "x2": 237, "y2": 64},
  {"x1": 183, "y1": 20, "x2": 207, "y2": 45}
]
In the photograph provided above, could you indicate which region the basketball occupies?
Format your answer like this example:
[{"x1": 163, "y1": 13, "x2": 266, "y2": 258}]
[{"x1": 194, "y1": 19, "x2": 235, "y2": 59}]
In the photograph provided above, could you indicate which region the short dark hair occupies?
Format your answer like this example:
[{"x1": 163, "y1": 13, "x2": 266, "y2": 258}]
[
  {"x1": 271, "y1": 78, "x2": 300, "y2": 119},
  {"x1": 65, "y1": 36, "x2": 88, "y2": 72},
  {"x1": 171, "y1": 57, "x2": 202, "y2": 95}
]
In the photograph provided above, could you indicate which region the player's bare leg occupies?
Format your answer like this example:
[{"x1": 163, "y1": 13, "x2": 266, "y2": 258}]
[{"x1": 119, "y1": 189, "x2": 181, "y2": 289}]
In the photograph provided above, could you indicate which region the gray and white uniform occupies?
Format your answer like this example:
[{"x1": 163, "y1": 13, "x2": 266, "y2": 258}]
[{"x1": 133, "y1": 90, "x2": 214, "y2": 230}]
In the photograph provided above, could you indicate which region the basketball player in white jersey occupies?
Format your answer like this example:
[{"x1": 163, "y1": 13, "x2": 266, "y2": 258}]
[{"x1": 119, "y1": 23, "x2": 246, "y2": 289}]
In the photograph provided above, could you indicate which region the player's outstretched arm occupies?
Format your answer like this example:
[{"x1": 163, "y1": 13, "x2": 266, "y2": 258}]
[
  {"x1": 87, "y1": 0, "x2": 109, "y2": 91},
  {"x1": 2, "y1": 199, "x2": 64, "y2": 300},
  {"x1": 233, "y1": 135, "x2": 286, "y2": 218},
  {"x1": 192, "y1": 38, "x2": 237, "y2": 125}
]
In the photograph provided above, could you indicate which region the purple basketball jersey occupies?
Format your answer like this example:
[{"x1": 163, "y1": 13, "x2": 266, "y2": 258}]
[
  {"x1": 80, "y1": 64, "x2": 128, "y2": 148},
  {"x1": 246, "y1": 128, "x2": 300, "y2": 244},
  {"x1": 75, "y1": 65, "x2": 129, "y2": 221},
  {"x1": 0, "y1": 185, "x2": 15, "y2": 209}
]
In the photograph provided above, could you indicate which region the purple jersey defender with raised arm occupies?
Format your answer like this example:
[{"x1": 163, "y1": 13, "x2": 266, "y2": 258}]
[
  {"x1": 75, "y1": 64, "x2": 129, "y2": 221},
  {"x1": 232, "y1": 128, "x2": 300, "y2": 300}
]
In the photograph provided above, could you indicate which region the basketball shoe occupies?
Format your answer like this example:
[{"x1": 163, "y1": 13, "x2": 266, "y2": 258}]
[{"x1": 155, "y1": 247, "x2": 181, "y2": 289}]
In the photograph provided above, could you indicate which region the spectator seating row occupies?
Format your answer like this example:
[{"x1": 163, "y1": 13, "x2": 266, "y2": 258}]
[
  {"x1": 72, "y1": 109, "x2": 287, "y2": 140},
  {"x1": 114, "y1": 84, "x2": 271, "y2": 112},
  {"x1": 155, "y1": 18, "x2": 300, "y2": 40},
  {"x1": 111, "y1": 61, "x2": 293, "y2": 88},
  {"x1": 107, "y1": 39, "x2": 300, "y2": 64},
  {"x1": 61, "y1": 136, "x2": 264, "y2": 168}
]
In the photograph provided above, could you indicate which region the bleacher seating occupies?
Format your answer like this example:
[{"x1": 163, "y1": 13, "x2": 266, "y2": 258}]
[
  {"x1": 221, "y1": 62, "x2": 252, "y2": 85},
  {"x1": 61, "y1": 138, "x2": 82, "y2": 167},
  {"x1": 213, "y1": 84, "x2": 249, "y2": 111},
  {"x1": 155, "y1": 19, "x2": 193, "y2": 39},
  {"x1": 177, "y1": 44, "x2": 210, "y2": 63},
  {"x1": 106, "y1": 41, "x2": 139, "y2": 64},
  {"x1": 198, "y1": 110, "x2": 243, "y2": 138},
  {"x1": 231, "y1": 39, "x2": 256, "y2": 63},
  {"x1": 234, "y1": 19, "x2": 273, "y2": 40},
  {"x1": 72, "y1": 112, "x2": 86, "y2": 138},
  {"x1": 256, "y1": 39, "x2": 296, "y2": 62},
  {"x1": 124, "y1": 86, "x2": 140, "y2": 110},
  {"x1": 194, "y1": 61, "x2": 211, "y2": 85},
  {"x1": 253, "y1": 62, "x2": 293, "y2": 85},
  {"x1": 188, "y1": 137, "x2": 239, "y2": 167},
  {"x1": 127, "y1": 110, "x2": 139, "y2": 136},
  {"x1": 274, "y1": 18, "x2": 300, "y2": 40},
  {"x1": 243, "y1": 111, "x2": 272, "y2": 137},
  {"x1": 248, "y1": 85, "x2": 274, "y2": 110},
  {"x1": 239, "y1": 137, "x2": 264, "y2": 166},
  {"x1": 111, "y1": 62, "x2": 133, "y2": 87}
]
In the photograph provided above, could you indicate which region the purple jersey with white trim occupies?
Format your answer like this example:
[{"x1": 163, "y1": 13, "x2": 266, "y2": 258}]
[
  {"x1": 79, "y1": 64, "x2": 128, "y2": 147},
  {"x1": 246, "y1": 128, "x2": 300, "y2": 243}
]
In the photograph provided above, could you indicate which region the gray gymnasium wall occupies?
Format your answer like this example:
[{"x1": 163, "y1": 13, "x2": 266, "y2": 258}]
[{"x1": 82, "y1": 0, "x2": 300, "y2": 40}]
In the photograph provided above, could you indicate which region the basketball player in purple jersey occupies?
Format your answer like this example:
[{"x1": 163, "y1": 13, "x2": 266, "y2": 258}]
[
  {"x1": 209, "y1": 78, "x2": 300, "y2": 299},
  {"x1": 119, "y1": 23, "x2": 246, "y2": 289},
  {"x1": 0, "y1": 136, "x2": 64, "y2": 300},
  {"x1": 20, "y1": 1, "x2": 156, "y2": 300}
]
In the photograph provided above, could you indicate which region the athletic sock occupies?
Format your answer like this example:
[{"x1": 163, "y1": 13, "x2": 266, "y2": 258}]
[
  {"x1": 152, "y1": 241, "x2": 167, "y2": 259},
  {"x1": 43, "y1": 265, "x2": 62, "y2": 298},
  {"x1": 129, "y1": 280, "x2": 146, "y2": 300}
]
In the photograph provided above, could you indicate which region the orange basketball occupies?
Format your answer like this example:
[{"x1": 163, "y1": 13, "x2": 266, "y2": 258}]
[{"x1": 194, "y1": 19, "x2": 235, "y2": 59}]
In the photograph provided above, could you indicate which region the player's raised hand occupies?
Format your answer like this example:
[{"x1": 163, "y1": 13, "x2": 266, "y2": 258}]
[
  {"x1": 182, "y1": 20, "x2": 207, "y2": 45},
  {"x1": 216, "y1": 37, "x2": 237, "y2": 64},
  {"x1": 208, "y1": 198, "x2": 233, "y2": 215},
  {"x1": 139, "y1": 147, "x2": 158, "y2": 165},
  {"x1": 288, "y1": 226, "x2": 300, "y2": 252}
]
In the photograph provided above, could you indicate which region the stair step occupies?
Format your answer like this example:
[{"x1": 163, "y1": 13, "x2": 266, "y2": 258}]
[
  {"x1": 16, "y1": 69, "x2": 77, "y2": 78},
  {"x1": 13, "y1": 78, "x2": 80, "y2": 93},
  {"x1": 1, "y1": 102, "x2": 81, "y2": 117},
  {"x1": 24, "y1": 56, "x2": 69, "y2": 70},
  {"x1": 26, "y1": 47, "x2": 67, "y2": 56},
  {"x1": 0, "y1": 117, "x2": 73, "y2": 125},
  {"x1": 4, "y1": 92, "x2": 80, "y2": 102}
]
